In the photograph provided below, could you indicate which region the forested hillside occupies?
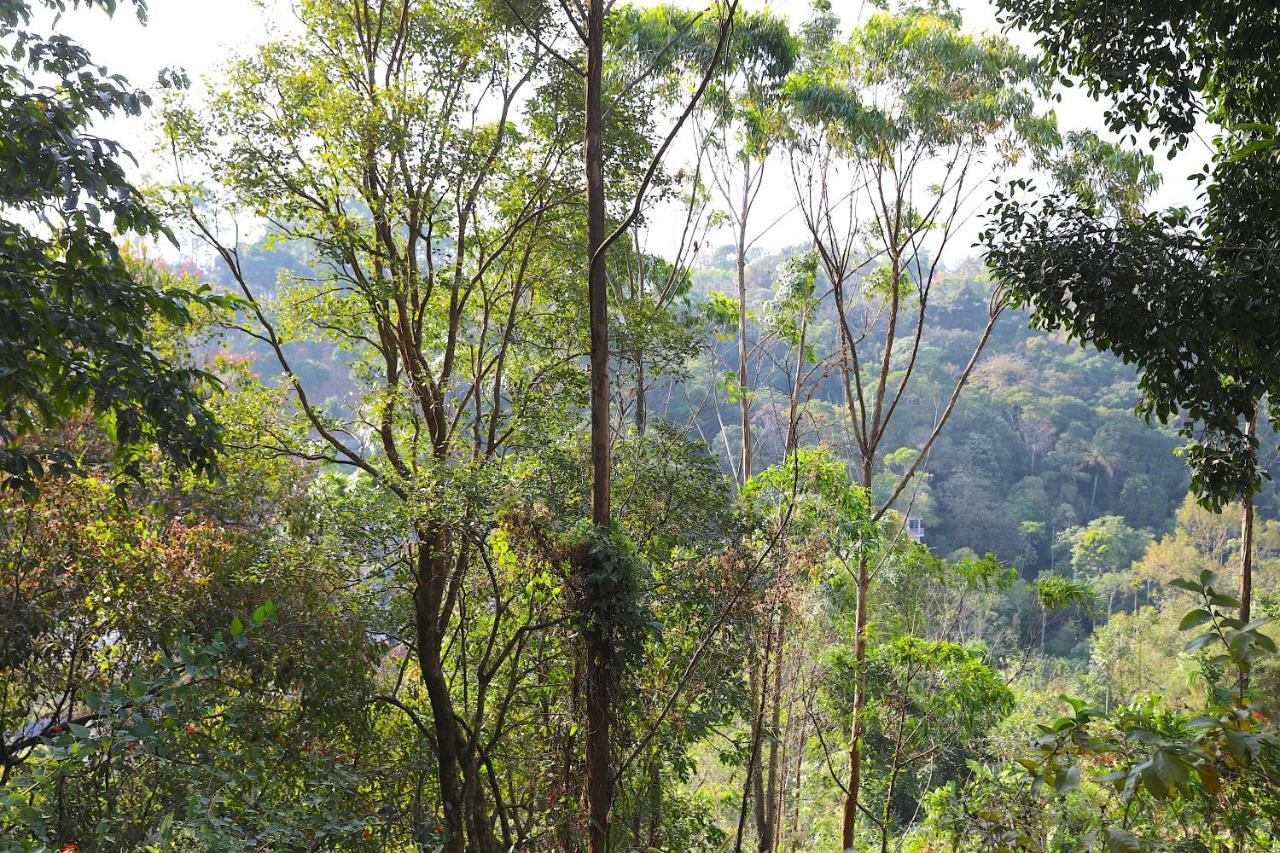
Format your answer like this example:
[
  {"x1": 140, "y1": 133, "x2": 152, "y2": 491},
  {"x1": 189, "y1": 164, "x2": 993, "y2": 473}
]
[
  {"x1": 684, "y1": 250, "x2": 1200, "y2": 563},
  {"x1": 4, "y1": 0, "x2": 1280, "y2": 850},
  {"x1": 215, "y1": 239, "x2": 1202, "y2": 568}
]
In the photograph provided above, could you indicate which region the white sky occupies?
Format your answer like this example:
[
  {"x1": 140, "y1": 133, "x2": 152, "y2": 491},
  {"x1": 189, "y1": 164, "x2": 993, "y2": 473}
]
[{"x1": 57, "y1": 0, "x2": 1212, "y2": 259}]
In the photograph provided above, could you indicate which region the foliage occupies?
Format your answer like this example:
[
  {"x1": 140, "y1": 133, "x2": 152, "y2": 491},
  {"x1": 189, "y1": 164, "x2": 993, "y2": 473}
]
[
  {"x1": 8, "y1": 1, "x2": 1280, "y2": 850},
  {"x1": 1016, "y1": 572, "x2": 1280, "y2": 848},
  {"x1": 985, "y1": 0, "x2": 1280, "y2": 510},
  {"x1": 0, "y1": 450, "x2": 390, "y2": 849},
  {"x1": 1058, "y1": 516, "x2": 1152, "y2": 581},
  {"x1": 0, "y1": 1, "x2": 231, "y2": 490}
]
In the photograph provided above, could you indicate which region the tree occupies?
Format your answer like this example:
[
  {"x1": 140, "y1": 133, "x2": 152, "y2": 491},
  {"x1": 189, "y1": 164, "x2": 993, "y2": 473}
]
[
  {"x1": 985, "y1": 0, "x2": 1280, "y2": 631},
  {"x1": 1057, "y1": 515, "x2": 1150, "y2": 581},
  {"x1": 825, "y1": 637, "x2": 1014, "y2": 853},
  {"x1": 783, "y1": 4, "x2": 1054, "y2": 843},
  {"x1": 166, "y1": 3, "x2": 562, "y2": 845},
  {"x1": 0, "y1": 432, "x2": 384, "y2": 848},
  {"x1": 698, "y1": 9, "x2": 798, "y2": 487},
  {"x1": 542, "y1": 3, "x2": 738, "y2": 845},
  {"x1": 1020, "y1": 573, "x2": 1280, "y2": 848},
  {"x1": 0, "y1": 0, "x2": 227, "y2": 491}
]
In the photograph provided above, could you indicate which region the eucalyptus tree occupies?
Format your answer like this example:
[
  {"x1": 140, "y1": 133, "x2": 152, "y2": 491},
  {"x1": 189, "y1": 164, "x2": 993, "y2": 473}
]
[
  {"x1": 728, "y1": 248, "x2": 824, "y2": 852},
  {"x1": 783, "y1": 5, "x2": 1055, "y2": 845},
  {"x1": 697, "y1": 10, "x2": 798, "y2": 486},
  {"x1": 0, "y1": 0, "x2": 226, "y2": 491},
  {"x1": 692, "y1": 17, "x2": 801, "y2": 841},
  {"x1": 985, "y1": 0, "x2": 1280, "y2": 631},
  {"x1": 164, "y1": 1, "x2": 574, "y2": 847}
]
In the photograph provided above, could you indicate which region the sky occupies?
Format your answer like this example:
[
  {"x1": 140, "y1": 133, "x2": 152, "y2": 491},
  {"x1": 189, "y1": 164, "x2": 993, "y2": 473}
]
[{"x1": 56, "y1": 0, "x2": 1213, "y2": 259}]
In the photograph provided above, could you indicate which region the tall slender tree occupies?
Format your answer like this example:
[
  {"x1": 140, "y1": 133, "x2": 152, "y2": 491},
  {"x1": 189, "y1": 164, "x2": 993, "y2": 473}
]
[
  {"x1": 504, "y1": 3, "x2": 738, "y2": 846},
  {"x1": 699, "y1": 10, "x2": 798, "y2": 487},
  {"x1": 784, "y1": 5, "x2": 1053, "y2": 845},
  {"x1": 167, "y1": 2, "x2": 566, "y2": 846}
]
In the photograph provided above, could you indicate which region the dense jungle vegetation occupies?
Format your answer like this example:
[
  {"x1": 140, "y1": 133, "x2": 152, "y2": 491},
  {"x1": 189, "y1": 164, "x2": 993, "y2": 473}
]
[{"x1": 3, "y1": 0, "x2": 1280, "y2": 850}]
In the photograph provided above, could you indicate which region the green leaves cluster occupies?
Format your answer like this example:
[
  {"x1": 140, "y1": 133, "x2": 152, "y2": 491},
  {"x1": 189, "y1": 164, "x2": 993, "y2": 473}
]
[
  {"x1": 1013, "y1": 570, "x2": 1280, "y2": 848},
  {"x1": 0, "y1": 1, "x2": 230, "y2": 490}
]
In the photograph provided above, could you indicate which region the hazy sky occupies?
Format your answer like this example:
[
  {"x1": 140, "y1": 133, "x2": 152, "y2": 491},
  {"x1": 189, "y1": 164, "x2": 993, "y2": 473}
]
[{"x1": 58, "y1": 0, "x2": 1211, "y2": 258}]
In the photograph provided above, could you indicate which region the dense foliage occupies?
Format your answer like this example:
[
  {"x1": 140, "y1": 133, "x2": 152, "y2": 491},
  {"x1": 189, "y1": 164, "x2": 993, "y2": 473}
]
[
  {"x1": 3, "y1": 1, "x2": 1280, "y2": 851},
  {"x1": 0, "y1": 0, "x2": 231, "y2": 490}
]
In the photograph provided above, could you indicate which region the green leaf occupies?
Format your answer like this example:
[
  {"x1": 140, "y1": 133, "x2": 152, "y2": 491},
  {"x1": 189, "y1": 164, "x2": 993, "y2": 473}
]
[
  {"x1": 1104, "y1": 826, "x2": 1144, "y2": 852},
  {"x1": 229, "y1": 616, "x2": 244, "y2": 637},
  {"x1": 1184, "y1": 632, "x2": 1217, "y2": 653},
  {"x1": 252, "y1": 600, "x2": 274, "y2": 625},
  {"x1": 1138, "y1": 758, "x2": 1168, "y2": 800},
  {"x1": 1209, "y1": 593, "x2": 1241, "y2": 609},
  {"x1": 1054, "y1": 764, "x2": 1081, "y2": 794},
  {"x1": 1178, "y1": 608, "x2": 1213, "y2": 631}
]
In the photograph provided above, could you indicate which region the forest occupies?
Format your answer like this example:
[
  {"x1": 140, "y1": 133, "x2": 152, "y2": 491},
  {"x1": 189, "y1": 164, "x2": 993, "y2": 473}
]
[{"x1": 3, "y1": 0, "x2": 1280, "y2": 850}]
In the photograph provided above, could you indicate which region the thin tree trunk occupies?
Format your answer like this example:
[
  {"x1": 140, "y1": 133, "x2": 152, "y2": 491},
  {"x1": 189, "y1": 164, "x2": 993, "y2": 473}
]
[
  {"x1": 879, "y1": 700, "x2": 909, "y2": 853},
  {"x1": 736, "y1": 161, "x2": 753, "y2": 486},
  {"x1": 773, "y1": 689, "x2": 790, "y2": 853},
  {"x1": 736, "y1": 615, "x2": 776, "y2": 853},
  {"x1": 1241, "y1": 409, "x2": 1257, "y2": 696},
  {"x1": 761, "y1": 614, "x2": 784, "y2": 852},
  {"x1": 751, "y1": 653, "x2": 768, "y2": 847},
  {"x1": 786, "y1": 310, "x2": 808, "y2": 456},
  {"x1": 787, "y1": 706, "x2": 806, "y2": 852},
  {"x1": 1242, "y1": 411, "x2": 1257, "y2": 625},
  {"x1": 635, "y1": 352, "x2": 647, "y2": 436},
  {"x1": 584, "y1": 1, "x2": 613, "y2": 847},
  {"x1": 646, "y1": 758, "x2": 662, "y2": 849},
  {"x1": 840, "y1": 552, "x2": 871, "y2": 850},
  {"x1": 840, "y1": 459, "x2": 874, "y2": 850}
]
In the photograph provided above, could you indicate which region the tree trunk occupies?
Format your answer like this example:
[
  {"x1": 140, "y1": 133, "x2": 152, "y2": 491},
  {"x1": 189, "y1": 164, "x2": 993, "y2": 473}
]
[
  {"x1": 646, "y1": 757, "x2": 662, "y2": 849},
  {"x1": 760, "y1": 614, "x2": 783, "y2": 852},
  {"x1": 635, "y1": 351, "x2": 647, "y2": 436},
  {"x1": 879, "y1": 701, "x2": 909, "y2": 853},
  {"x1": 750, "y1": 654, "x2": 768, "y2": 848},
  {"x1": 840, "y1": 459, "x2": 874, "y2": 850},
  {"x1": 736, "y1": 644, "x2": 767, "y2": 853},
  {"x1": 736, "y1": 164, "x2": 752, "y2": 485},
  {"x1": 413, "y1": 538, "x2": 467, "y2": 853},
  {"x1": 787, "y1": 709, "x2": 805, "y2": 851},
  {"x1": 584, "y1": 0, "x2": 613, "y2": 847},
  {"x1": 1239, "y1": 409, "x2": 1257, "y2": 698},
  {"x1": 1241, "y1": 411, "x2": 1257, "y2": 628},
  {"x1": 585, "y1": 3, "x2": 609, "y2": 531},
  {"x1": 786, "y1": 309, "x2": 808, "y2": 456}
]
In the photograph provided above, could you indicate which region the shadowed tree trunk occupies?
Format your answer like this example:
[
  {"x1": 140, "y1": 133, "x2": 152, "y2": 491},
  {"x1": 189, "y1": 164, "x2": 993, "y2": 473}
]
[{"x1": 583, "y1": 2, "x2": 613, "y2": 849}]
